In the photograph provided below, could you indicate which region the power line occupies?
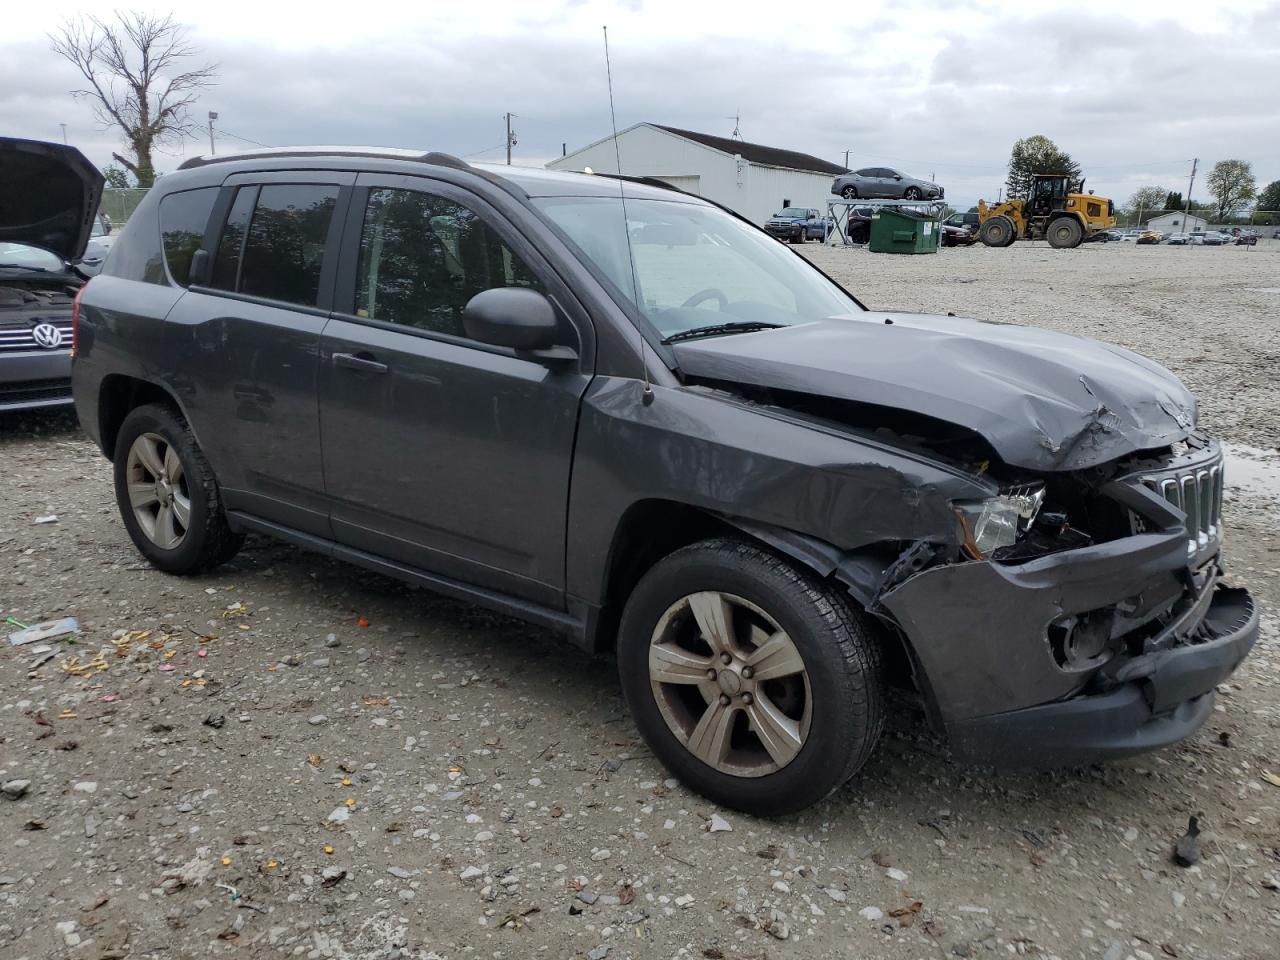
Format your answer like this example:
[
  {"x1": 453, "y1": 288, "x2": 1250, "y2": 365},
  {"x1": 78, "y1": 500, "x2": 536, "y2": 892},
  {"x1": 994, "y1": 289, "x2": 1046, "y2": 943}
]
[{"x1": 216, "y1": 128, "x2": 272, "y2": 148}]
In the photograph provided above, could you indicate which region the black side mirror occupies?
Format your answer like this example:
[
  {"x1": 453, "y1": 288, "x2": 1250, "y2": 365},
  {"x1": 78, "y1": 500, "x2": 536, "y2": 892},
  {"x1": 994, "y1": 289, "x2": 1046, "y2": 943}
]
[
  {"x1": 188, "y1": 249, "x2": 211, "y2": 286},
  {"x1": 463, "y1": 287, "x2": 576, "y2": 363}
]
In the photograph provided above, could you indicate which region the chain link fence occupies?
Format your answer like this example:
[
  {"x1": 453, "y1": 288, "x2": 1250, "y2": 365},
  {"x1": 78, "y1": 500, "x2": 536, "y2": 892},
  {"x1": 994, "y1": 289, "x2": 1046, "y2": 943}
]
[{"x1": 100, "y1": 188, "x2": 151, "y2": 227}]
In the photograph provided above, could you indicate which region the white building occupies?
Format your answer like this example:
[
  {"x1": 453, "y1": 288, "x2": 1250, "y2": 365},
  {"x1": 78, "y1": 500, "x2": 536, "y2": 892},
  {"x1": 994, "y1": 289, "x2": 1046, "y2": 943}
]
[
  {"x1": 547, "y1": 123, "x2": 847, "y2": 225},
  {"x1": 1146, "y1": 211, "x2": 1207, "y2": 233}
]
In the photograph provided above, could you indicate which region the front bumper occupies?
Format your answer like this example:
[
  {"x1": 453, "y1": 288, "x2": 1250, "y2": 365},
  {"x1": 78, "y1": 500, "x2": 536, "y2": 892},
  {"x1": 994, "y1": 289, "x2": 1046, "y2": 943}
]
[
  {"x1": 878, "y1": 444, "x2": 1259, "y2": 767},
  {"x1": 765, "y1": 223, "x2": 803, "y2": 239},
  {"x1": 0, "y1": 350, "x2": 73, "y2": 411},
  {"x1": 945, "y1": 585, "x2": 1256, "y2": 767}
]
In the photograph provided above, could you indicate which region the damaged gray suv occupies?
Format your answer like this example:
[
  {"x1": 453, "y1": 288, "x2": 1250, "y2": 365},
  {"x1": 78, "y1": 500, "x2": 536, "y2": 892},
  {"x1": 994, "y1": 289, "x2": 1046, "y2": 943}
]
[{"x1": 53, "y1": 144, "x2": 1256, "y2": 815}]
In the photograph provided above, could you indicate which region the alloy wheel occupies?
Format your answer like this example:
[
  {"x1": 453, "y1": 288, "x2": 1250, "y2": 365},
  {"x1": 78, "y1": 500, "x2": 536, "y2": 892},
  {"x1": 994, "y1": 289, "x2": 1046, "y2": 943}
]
[
  {"x1": 648, "y1": 591, "x2": 812, "y2": 777},
  {"x1": 125, "y1": 432, "x2": 191, "y2": 550}
]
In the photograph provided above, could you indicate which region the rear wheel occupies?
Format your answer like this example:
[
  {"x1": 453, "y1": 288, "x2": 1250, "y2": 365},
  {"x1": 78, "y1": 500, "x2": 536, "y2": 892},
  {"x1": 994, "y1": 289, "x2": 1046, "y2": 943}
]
[
  {"x1": 617, "y1": 539, "x2": 884, "y2": 816},
  {"x1": 979, "y1": 215, "x2": 1016, "y2": 247},
  {"x1": 841, "y1": 186, "x2": 858, "y2": 200},
  {"x1": 903, "y1": 186, "x2": 922, "y2": 200},
  {"x1": 113, "y1": 403, "x2": 244, "y2": 575},
  {"x1": 1046, "y1": 216, "x2": 1084, "y2": 249}
]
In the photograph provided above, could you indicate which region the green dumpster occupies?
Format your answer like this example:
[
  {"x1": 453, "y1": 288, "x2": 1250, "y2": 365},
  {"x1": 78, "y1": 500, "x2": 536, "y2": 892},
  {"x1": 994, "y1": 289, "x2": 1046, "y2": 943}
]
[{"x1": 868, "y1": 207, "x2": 940, "y2": 254}]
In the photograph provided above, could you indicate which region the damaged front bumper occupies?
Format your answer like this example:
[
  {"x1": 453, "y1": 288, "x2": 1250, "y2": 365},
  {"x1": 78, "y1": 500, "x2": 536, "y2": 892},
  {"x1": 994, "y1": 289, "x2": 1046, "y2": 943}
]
[{"x1": 878, "y1": 448, "x2": 1259, "y2": 768}]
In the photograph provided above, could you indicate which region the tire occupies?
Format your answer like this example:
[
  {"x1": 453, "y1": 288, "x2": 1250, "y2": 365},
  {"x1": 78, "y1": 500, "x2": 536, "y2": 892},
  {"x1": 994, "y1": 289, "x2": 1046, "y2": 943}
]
[
  {"x1": 113, "y1": 403, "x2": 244, "y2": 575},
  {"x1": 1046, "y1": 216, "x2": 1084, "y2": 249},
  {"x1": 903, "y1": 186, "x2": 922, "y2": 200},
  {"x1": 841, "y1": 186, "x2": 858, "y2": 200},
  {"x1": 617, "y1": 539, "x2": 884, "y2": 816},
  {"x1": 791, "y1": 230, "x2": 804, "y2": 244},
  {"x1": 978, "y1": 215, "x2": 1016, "y2": 247}
]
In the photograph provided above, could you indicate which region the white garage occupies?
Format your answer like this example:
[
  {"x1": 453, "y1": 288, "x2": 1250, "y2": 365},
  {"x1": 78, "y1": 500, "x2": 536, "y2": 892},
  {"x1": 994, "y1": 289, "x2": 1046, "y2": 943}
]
[{"x1": 547, "y1": 123, "x2": 847, "y2": 225}]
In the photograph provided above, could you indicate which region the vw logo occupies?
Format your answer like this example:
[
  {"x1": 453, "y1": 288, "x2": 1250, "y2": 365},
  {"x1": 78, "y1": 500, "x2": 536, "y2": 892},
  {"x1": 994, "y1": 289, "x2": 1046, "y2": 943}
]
[{"x1": 32, "y1": 323, "x2": 63, "y2": 349}]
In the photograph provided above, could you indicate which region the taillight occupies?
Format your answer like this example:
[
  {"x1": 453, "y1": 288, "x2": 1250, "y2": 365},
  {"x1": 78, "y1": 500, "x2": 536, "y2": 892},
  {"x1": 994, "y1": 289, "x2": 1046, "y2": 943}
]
[{"x1": 71, "y1": 281, "x2": 88, "y2": 357}]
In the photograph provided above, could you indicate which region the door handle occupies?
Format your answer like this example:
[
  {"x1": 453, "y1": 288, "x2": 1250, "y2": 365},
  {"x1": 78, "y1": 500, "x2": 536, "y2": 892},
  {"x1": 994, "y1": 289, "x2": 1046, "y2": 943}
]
[{"x1": 332, "y1": 352, "x2": 389, "y2": 374}]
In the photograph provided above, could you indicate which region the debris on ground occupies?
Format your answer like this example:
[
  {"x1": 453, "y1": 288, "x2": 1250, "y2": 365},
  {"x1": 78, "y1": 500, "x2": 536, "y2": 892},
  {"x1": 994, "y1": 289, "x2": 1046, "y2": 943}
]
[{"x1": 1173, "y1": 815, "x2": 1201, "y2": 867}]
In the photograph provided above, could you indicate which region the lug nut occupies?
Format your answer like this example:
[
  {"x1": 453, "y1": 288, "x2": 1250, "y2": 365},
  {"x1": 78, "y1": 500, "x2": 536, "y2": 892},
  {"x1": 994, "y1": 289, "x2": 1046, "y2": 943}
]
[
  {"x1": 741, "y1": 666, "x2": 754, "y2": 679},
  {"x1": 718, "y1": 694, "x2": 731, "y2": 706},
  {"x1": 741, "y1": 692, "x2": 754, "y2": 705},
  {"x1": 706, "y1": 669, "x2": 717, "y2": 681},
  {"x1": 720, "y1": 652, "x2": 733, "y2": 665}
]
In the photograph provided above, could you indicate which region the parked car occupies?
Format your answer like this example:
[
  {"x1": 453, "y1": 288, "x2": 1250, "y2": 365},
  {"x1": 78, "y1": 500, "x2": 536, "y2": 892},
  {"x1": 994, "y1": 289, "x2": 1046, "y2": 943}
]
[
  {"x1": 941, "y1": 222, "x2": 977, "y2": 247},
  {"x1": 1234, "y1": 232, "x2": 1258, "y2": 246},
  {"x1": 1135, "y1": 230, "x2": 1161, "y2": 244},
  {"x1": 845, "y1": 205, "x2": 875, "y2": 243},
  {"x1": 0, "y1": 138, "x2": 101, "y2": 412},
  {"x1": 1102, "y1": 229, "x2": 1125, "y2": 242},
  {"x1": 1166, "y1": 233, "x2": 1190, "y2": 245},
  {"x1": 78, "y1": 213, "x2": 116, "y2": 276},
  {"x1": 831, "y1": 167, "x2": 944, "y2": 201},
  {"x1": 944, "y1": 212, "x2": 980, "y2": 232},
  {"x1": 764, "y1": 207, "x2": 829, "y2": 243},
  {"x1": 1199, "y1": 232, "x2": 1230, "y2": 246},
  {"x1": 49, "y1": 143, "x2": 1258, "y2": 815}
]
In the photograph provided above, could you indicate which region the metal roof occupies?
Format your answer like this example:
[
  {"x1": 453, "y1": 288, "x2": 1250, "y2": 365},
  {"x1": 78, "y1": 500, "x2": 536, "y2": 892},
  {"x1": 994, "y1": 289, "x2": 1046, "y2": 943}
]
[{"x1": 651, "y1": 125, "x2": 848, "y2": 176}]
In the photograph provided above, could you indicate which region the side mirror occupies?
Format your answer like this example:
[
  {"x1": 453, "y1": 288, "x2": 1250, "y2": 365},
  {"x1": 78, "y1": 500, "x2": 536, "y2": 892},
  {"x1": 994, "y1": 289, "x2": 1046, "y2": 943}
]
[
  {"x1": 463, "y1": 287, "x2": 576, "y2": 363},
  {"x1": 188, "y1": 249, "x2": 211, "y2": 286}
]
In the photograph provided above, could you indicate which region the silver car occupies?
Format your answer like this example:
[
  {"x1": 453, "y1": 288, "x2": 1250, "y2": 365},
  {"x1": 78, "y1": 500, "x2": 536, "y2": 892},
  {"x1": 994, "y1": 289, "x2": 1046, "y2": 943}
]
[{"x1": 831, "y1": 167, "x2": 944, "y2": 201}]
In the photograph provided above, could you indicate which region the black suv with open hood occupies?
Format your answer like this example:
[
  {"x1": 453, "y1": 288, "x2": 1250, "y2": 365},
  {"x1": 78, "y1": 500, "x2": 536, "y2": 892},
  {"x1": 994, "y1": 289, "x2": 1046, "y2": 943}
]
[
  {"x1": 68, "y1": 147, "x2": 1257, "y2": 814},
  {"x1": 0, "y1": 137, "x2": 103, "y2": 411}
]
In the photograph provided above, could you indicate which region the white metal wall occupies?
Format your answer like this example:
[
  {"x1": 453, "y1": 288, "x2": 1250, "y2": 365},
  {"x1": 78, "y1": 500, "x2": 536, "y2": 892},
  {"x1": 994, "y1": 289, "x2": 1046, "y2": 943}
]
[{"x1": 548, "y1": 125, "x2": 836, "y2": 225}]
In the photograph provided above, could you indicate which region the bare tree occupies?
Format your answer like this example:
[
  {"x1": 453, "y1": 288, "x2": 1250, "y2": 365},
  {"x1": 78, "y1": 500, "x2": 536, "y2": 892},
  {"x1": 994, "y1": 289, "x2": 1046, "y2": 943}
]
[{"x1": 51, "y1": 12, "x2": 217, "y2": 186}]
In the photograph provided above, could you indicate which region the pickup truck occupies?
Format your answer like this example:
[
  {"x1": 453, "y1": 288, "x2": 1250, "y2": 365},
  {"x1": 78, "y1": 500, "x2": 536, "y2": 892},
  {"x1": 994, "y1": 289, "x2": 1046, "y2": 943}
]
[{"x1": 764, "y1": 207, "x2": 829, "y2": 243}]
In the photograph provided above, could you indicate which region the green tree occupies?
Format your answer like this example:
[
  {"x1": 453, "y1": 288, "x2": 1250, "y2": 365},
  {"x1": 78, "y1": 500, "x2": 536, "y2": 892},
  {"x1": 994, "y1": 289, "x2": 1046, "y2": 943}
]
[
  {"x1": 1256, "y1": 180, "x2": 1280, "y2": 215},
  {"x1": 1205, "y1": 159, "x2": 1256, "y2": 221},
  {"x1": 1126, "y1": 186, "x2": 1169, "y2": 223},
  {"x1": 51, "y1": 12, "x2": 217, "y2": 187},
  {"x1": 1163, "y1": 191, "x2": 1183, "y2": 212},
  {"x1": 1004, "y1": 135, "x2": 1082, "y2": 200},
  {"x1": 102, "y1": 164, "x2": 132, "y2": 188}
]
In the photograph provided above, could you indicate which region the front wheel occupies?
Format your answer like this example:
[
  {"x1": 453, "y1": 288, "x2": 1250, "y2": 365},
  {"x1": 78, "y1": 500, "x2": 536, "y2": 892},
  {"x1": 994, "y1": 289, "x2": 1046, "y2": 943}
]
[
  {"x1": 841, "y1": 186, "x2": 858, "y2": 200},
  {"x1": 617, "y1": 539, "x2": 884, "y2": 816},
  {"x1": 903, "y1": 186, "x2": 922, "y2": 200},
  {"x1": 1046, "y1": 216, "x2": 1084, "y2": 248},
  {"x1": 113, "y1": 403, "x2": 244, "y2": 575},
  {"x1": 979, "y1": 215, "x2": 1016, "y2": 247}
]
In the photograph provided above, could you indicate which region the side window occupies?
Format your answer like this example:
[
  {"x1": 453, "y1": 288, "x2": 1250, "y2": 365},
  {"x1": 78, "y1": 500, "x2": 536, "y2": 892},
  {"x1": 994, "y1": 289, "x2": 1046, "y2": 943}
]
[
  {"x1": 158, "y1": 187, "x2": 218, "y2": 287},
  {"x1": 354, "y1": 188, "x2": 545, "y2": 339},
  {"x1": 210, "y1": 186, "x2": 257, "y2": 291},
  {"x1": 238, "y1": 184, "x2": 340, "y2": 307},
  {"x1": 855, "y1": 168, "x2": 875, "y2": 177}
]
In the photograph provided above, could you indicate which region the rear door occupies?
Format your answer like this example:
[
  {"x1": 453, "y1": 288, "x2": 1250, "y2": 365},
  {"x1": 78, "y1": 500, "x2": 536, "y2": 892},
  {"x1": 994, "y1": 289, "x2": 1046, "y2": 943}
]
[
  {"x1": 165, "y1": 171, "x2": 353, "y2": 536},
  {"x1": 317, "y1": 174, "x2": 593, "y2": 605}
]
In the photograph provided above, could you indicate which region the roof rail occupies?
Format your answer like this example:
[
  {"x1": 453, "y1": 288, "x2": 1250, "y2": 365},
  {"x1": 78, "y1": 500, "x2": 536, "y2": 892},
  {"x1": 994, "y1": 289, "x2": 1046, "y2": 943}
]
[
  {"x1": 176, "y1": 147, "x2": 471, "y2": 171},
  {"x1": 592, "y1": 172, "x2": 685, "y2": 195}
]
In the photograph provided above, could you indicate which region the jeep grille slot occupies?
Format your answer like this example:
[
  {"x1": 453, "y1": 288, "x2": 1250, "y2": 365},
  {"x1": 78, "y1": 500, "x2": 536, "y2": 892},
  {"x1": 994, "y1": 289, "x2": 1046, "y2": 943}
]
[{"x1": 1131, "y1": 458, "x2": 1223, "y2": 556}]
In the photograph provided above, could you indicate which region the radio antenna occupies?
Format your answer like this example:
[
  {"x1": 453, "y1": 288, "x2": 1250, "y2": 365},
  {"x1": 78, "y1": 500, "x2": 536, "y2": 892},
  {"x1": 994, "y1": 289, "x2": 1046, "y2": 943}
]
[{"x1": 603, "y1": 25, "x2": 653, "y2": 406}]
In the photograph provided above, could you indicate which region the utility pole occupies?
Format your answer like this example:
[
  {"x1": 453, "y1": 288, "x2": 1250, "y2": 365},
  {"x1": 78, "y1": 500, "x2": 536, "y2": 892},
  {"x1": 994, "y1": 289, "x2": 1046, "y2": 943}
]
[
  {"x1": 1183, "y1": 157, "x2": 1197, "y2": 230},
  {"x1": 505, "y1": 113, "x2": 518, "y2": 165},
  {"x1": 208, "y1": 111, "x2": 218, "y2": 155},
  {"x1": 59, "y1": 123, "x2": 67, "y2": 144},
  {"x1": 844, "y1": 149, "x2": 850, "y2": 169}
]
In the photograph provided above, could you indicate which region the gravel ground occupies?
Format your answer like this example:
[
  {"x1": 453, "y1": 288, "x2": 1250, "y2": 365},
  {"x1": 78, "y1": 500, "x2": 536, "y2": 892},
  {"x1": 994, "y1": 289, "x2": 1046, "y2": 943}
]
[{"x1": 2, "y1": 243, "x2": 1278, "y2": 960}]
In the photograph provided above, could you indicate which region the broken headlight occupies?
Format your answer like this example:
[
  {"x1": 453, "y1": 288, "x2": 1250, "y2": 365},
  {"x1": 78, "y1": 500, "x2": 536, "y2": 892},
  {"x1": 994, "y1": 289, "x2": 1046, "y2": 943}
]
[{"x1": 953, "y1": 483, "x2": 1046, "y2": 558}]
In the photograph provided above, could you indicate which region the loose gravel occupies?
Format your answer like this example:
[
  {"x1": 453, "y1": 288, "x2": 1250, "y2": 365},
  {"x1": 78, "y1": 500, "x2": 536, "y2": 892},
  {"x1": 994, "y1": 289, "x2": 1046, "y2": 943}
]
[{"x1": 1, "y1": 241, "x2": 1277, "y2": 959}]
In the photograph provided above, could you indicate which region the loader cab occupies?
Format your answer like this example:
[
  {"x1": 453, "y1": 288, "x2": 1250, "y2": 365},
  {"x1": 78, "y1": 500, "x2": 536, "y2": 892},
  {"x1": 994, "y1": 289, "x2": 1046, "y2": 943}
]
[{"x1": 1028, "y1": 175, "x2": 1069, "y2": 218}]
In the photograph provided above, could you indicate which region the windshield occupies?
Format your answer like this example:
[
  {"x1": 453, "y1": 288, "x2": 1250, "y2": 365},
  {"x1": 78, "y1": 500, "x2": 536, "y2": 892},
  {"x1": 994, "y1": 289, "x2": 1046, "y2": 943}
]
[
  {"x1": 0, "y1": 242, "x2": 64, "y2": 272},
  {"x1": 776, "y1": 207, "x2": 808, "y2": 218},
  {"x1": 533, "y1": 196, "x2": 859, "y2": 339}
]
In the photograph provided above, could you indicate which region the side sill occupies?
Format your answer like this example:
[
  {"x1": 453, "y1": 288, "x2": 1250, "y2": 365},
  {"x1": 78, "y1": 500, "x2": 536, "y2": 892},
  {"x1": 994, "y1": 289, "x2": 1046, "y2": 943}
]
[{"x1": 227, "y1": 511, "x2": 586, "y2": 644}]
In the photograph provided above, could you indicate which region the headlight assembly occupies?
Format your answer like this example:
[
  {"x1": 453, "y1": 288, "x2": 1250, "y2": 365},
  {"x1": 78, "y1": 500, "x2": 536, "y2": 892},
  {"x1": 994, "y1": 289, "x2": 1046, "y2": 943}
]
[{"x1": 953, "y1": 483, "x2": 1046, "y2": 558}]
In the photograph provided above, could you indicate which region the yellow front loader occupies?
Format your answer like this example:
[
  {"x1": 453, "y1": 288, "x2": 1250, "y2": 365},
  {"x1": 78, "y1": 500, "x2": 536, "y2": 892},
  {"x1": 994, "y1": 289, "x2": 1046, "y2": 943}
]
[{"x1": 977, "y1": 174, "x2": 1115, "y2": 248}]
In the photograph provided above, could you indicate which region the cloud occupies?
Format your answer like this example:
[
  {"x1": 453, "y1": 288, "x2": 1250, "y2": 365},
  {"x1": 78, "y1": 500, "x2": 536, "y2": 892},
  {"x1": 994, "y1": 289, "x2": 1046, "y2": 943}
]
[{"x1": 3, "y1": 1, "x2": 1277, "y2": 210}]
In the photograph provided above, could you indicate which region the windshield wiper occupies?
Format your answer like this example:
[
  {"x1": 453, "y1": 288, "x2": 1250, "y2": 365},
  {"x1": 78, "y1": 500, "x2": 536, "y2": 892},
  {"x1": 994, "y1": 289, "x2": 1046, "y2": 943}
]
[
  {"x1": 662, "y1": 321, "x2": 782, "y2": 344},
  {"x1": 0, "y1": 263, "x2": 53, "y2": 272}
]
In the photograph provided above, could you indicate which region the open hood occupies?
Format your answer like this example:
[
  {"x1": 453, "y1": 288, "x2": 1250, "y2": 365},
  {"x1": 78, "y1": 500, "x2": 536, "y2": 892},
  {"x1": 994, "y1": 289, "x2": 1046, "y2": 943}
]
[
  {"x1": 0, "y1": 137, "x2": 104, "y2": 262},
  {"x1": 672, "y1": 313, "x2": 1197, "y2": 472}
]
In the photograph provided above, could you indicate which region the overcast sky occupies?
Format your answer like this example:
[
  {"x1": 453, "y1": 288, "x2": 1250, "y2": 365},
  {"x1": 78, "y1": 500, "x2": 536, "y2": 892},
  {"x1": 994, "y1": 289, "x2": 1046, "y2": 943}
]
[{"x1": 4, "y1": 0, "x2": 1278, "y2": 210}]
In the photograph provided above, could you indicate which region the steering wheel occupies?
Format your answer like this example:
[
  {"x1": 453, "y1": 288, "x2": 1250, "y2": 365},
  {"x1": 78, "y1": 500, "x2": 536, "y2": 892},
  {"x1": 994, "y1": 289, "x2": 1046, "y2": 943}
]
[{"x1": 682, "y1": 288, "x2": 728, "y2": 310}]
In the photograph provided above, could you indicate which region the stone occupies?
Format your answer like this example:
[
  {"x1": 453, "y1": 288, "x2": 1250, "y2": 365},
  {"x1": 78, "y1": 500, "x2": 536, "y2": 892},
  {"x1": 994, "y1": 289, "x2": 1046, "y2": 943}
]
[
  {"x1": 325, "y1": 634, "x2": 340, "y2": 647},
  {"x1": 328, "y1": 806, "x2": 350, "y2": 823},
  {"x1": 825, "y1": 887, "x2": 847, "y2": 903},
  {"x1": 591, "y1": 848, "x2": 611, "y2": 861},
  {"x1": 1171, "y1": 891, "x2": 1186, "y2": 909},
  {"x1": 885, "y1": 867, "x2": 909, "y2": 882},
  {"x1": 308, "y1": 715, "x2": 328, "y2": 725},
  {"x1": 576, "y1": 891, "x2": 598, "y2": 905},
  {"x1": 388, "y1": 867, "x2": 415, "y2": 879},
  {"x1": 1, "y1": 779, "x2": 31, "y2": 799},
  {"x1": 587, "y1": 947, "x2": 610, "y2": 960},
  {"x1": 73, "y1": 781, "x2": 98, "y2": 794},
  {"x1": 459, "y1": 866, "x2": 484, "y2": 881},
  {"x1": 708, "y1": 813, "x2": 733, "y2": 833},
  {"x1": 771, "y1": 880, "x2": 791, "y2": 894},
  {"x1": 474, "y1": 831, "x2": 494, "y2": 842},
  {"x1": 767, "y1": 908, "x2": 790, "y2": 940},
  {"x1": 859, "y1": 906, "x2": 883, "y2": 921},
  {"x1": 674, "y1": 894, "x2": 695, "y2": 908}
]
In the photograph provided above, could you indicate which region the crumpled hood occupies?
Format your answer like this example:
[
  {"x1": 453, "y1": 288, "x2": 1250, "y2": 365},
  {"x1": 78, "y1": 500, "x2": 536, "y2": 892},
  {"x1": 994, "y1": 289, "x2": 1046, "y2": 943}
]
[
  {"x1": 0, "y1": 137, "x2": 104, "y2": 262},
  {"x1": 672, "y1": 313, "x2": 1197, "y2": 471}
]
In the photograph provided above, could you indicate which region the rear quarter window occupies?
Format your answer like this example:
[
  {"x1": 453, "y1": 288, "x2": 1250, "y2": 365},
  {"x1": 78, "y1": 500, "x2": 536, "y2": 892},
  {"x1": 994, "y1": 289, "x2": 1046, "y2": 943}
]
[{"x1": 159, "y1": 187, "x2": 219, "y2": 287}]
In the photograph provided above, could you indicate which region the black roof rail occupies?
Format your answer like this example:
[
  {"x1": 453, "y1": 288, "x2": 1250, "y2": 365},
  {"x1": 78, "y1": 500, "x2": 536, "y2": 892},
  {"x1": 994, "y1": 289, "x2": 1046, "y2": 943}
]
[
  {"x1": 176, "y1": 147, "x2": 471, "y2": 171},
  {"x1": 593, "y1": 172, "x2": 686, "y2": 195}
]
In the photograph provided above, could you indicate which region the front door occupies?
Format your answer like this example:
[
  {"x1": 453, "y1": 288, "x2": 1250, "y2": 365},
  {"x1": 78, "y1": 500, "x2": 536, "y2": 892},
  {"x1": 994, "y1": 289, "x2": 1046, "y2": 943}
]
[{"x1": 318, "y1": 176, "x2": 592, "y2": 606}]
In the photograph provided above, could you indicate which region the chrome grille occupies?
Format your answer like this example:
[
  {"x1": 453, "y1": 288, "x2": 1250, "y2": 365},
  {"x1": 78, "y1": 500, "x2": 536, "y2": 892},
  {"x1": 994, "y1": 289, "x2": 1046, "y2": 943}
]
[
  {"x1": 1136, "y1": 458, "x2": 1223, "y2": 557},
  {"x1": 0, "y1": 320, "x2": 73, "y2": 353}
]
